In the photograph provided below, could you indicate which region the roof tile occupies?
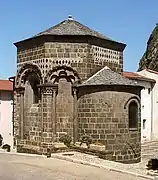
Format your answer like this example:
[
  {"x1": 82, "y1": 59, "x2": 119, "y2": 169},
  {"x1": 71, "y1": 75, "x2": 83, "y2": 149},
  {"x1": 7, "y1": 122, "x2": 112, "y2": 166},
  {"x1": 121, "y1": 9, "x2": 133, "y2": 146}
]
[
  {"x1": 0, "y1": 80, "x2": 13, "y2": 91},
  {"x1": 35, "y1": 19, "x2": 112, "y2": 41},
  {"x1": 79, "y1": 67, "x2": 138, "y2": 87},
  {"x1": 122, "y1": 71, "x2": 156, "y2": 83}
]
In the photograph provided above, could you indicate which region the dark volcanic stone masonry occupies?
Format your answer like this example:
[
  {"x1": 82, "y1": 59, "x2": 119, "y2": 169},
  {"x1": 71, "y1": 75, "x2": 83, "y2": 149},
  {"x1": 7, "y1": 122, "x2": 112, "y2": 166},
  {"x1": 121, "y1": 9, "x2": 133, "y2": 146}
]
[{"x1": 13, "y1": 17, "x2": 142, "y2": 163}]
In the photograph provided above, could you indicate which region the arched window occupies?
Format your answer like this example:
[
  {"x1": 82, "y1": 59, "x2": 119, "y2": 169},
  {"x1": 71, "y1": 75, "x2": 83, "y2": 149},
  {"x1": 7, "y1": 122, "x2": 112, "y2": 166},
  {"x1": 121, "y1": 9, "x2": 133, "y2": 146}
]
[
  {"x1": 128, "y1": 101, "x2": 138, "y2": 129},
  {"x1": 30, "y1": 80, "x2": 39, "y2": 104},
  {"x1": 24, "y1": 73, "x2": 40, "y2": 105}
]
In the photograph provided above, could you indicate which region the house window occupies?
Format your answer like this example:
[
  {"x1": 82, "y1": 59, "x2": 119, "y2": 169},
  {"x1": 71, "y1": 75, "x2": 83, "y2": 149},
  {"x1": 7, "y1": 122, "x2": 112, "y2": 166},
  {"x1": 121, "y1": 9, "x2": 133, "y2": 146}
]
[
  {"x1": 143, "y1": 119, "x2": 146, "y2": 130},
  {"x1": 148, "y1": 88, "x2": 151, "y2": 94},
  {"x1": 128, "y1": 101, "x2": 138, "y2": 129}
]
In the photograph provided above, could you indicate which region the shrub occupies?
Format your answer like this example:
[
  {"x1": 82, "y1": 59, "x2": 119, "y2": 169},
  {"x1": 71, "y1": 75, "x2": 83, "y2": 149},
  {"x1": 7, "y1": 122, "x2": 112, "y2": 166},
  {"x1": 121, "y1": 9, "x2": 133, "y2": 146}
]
[
  {"x1": 80, "y1": 135, "x2": 92, "y2": 148},
  {"x1": 59, "y1": 134, "x2": 72, "y2": 147},
  {"x1": 2, "y1": 144, "x2": 10, "y2": 152},
  {"x1": 146, "y1": 159, "x2": 158, "y2": 170}
]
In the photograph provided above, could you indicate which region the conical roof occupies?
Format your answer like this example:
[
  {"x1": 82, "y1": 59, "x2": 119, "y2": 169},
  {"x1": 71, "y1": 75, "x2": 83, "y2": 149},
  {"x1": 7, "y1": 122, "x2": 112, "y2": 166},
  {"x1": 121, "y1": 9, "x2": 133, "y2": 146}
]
[
  {"x1": 34, "y1": 16, "x2": 112, "y2": 41},
  {"x1": 14, "y1": 16, "x2": 126, "y2": 47},
  {"x1": 79, "y1": 66, "x2": 140, "y2": 87}
]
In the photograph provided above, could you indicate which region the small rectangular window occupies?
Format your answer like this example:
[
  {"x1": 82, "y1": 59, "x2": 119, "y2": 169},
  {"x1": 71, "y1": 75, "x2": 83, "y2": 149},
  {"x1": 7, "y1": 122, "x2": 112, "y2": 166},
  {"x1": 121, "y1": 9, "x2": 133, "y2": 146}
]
[
  {"x1": 148, "y1": 88, "x2": 151, "y2": 94},
  {"x1": 143, "y1": 119, "x2": 146, "y2": 129}
]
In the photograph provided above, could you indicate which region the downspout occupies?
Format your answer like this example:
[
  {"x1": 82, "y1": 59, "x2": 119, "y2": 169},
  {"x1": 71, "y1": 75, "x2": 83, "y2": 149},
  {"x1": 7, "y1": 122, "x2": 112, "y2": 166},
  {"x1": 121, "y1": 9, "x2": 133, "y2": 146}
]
[{"x1": 9, "y1": 76, "x2": 15, "y2": 147}]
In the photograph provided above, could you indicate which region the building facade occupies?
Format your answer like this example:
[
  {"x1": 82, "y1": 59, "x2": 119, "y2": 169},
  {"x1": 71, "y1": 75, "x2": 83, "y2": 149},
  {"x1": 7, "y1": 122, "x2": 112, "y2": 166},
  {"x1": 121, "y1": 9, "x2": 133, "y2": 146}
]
[
  {"x1": 123, "y1": 71, "x2": 156, "y2": 142},
  {"x1": 13, "y1": 16, "x2": 142, "y2": 163},
  {"x1": 0, "y1": 80, "x2": 13, "y2": 147},
  {"x1": 137, "y1": 69, "x2": 158, "y2": 141}
]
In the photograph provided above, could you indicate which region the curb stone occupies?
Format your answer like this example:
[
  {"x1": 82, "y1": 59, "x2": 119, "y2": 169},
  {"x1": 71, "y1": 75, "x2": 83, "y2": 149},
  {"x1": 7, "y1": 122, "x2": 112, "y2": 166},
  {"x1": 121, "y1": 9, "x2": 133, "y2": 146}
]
[{"x1": 52, "y1": 154, "x2": 154, "y2": 180}]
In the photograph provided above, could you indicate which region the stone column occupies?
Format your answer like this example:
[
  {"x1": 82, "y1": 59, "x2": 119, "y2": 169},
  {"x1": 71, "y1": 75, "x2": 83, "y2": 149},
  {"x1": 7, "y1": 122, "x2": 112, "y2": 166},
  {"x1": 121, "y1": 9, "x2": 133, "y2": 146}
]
[
  {"x1": 41, "y1": 92, "x2": 44, "y2": 142},
  {"x1": 40, "y1": 83, "x2": 58, "y2": 153},
  {"x1": 16, "y1": 87, "x2": 25, "y2": 140},
  {"x1": 73, "y1": 88, "x2": 78, "y2": 144},
  {"x1": 52, "y1": 87, "x2": 57, "y2": 142}
]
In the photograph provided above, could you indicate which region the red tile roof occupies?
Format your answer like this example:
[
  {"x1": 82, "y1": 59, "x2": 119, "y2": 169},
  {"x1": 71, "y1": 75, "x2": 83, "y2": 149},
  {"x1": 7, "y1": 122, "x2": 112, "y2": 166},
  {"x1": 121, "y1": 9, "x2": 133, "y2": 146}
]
[
  {"x1": 0, "y1": 80, "x2": 13, "y2": 91},
  {"x1": 122, "y1": 72, "x2": 156, "y2": 83}
]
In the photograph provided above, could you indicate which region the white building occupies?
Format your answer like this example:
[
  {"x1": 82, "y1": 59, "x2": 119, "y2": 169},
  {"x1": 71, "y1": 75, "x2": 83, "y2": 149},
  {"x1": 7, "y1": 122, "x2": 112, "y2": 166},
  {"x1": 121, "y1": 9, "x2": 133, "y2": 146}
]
[
  {"x1": 123, "y1": 69, "x2": 158, "y2": 142},
  {"x1": 0, "y1": 79, "x2": 13, "y2": 147}
]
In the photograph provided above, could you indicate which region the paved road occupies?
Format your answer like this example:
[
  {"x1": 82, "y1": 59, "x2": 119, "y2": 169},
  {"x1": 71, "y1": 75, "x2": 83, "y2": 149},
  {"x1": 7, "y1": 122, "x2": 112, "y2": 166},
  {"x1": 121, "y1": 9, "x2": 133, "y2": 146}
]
[{"x1": 0, "y1": 153, "x2": 146, "y2": 180}]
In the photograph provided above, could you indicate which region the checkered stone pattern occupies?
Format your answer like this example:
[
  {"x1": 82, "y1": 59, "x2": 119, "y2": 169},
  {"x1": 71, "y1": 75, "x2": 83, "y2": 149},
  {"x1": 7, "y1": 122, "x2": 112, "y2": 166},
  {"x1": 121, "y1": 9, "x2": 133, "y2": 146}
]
[{"x1": 92, "y1": 45, "x2": 123, "y2": 71}]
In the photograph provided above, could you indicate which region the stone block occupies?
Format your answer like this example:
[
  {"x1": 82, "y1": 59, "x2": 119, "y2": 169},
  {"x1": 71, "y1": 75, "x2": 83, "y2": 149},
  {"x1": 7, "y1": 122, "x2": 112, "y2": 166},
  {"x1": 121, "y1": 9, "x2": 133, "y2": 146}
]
[
  {"x1": 53, "y1": 142, "x2": 67, "y2": 149},
  {"x1": 75, "y1": 142, "x2": 81, "y2": 147},
  {"x1": 80, "y1": 143, "x2": 88, "y2": 148},
  {"x1": 90, "y1": 144, "x2": 105, "y2": 151}
]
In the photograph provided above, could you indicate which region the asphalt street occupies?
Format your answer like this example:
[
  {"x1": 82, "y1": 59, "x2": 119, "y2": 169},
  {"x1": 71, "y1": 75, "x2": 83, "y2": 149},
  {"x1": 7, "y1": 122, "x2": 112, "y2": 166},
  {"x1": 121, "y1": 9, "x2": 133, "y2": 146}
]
[{"x1": 0, "y1": 153, "x2": 146, "y2": 180}]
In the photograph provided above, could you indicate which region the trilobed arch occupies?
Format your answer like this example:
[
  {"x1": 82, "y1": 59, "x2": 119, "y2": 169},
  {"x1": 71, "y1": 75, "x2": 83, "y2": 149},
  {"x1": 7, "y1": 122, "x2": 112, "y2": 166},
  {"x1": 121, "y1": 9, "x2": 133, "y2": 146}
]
[
  {"x1": 45, "y1": 65, "x2": 81, "y2": 84},
  {"x1": 16, "y1": 63, "x2": 43, "y2": 87}
]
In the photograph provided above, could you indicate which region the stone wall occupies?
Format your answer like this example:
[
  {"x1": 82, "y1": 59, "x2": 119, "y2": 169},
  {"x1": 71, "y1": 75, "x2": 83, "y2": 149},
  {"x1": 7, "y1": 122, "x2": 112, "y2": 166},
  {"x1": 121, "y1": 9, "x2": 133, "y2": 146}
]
[
  {"x1": 25, "y1": 104, "x2": 41, "y2": 143},
  {"x1": 17, "y1": 44, "x2": 45, "y2": 64},
  {"x1": 78, "y1": 86, "x2": 141, "y2": 163},
  {"x1": 17, "y1": 42, "x2": 123, "y2": 81},
  {"x1": 39, "y1": 88, "x2": 53, "y2": 153}
]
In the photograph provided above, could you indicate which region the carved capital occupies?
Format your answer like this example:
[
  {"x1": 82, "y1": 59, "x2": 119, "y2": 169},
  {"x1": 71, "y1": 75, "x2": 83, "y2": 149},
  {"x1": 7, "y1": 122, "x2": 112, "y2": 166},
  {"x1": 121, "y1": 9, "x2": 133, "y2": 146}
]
[
  {"x1": 41, "y1": 87, "x2": 53, "y2": 95},
  {"x1": 39, "y1": 83, "x2": 58, "y2": 95},
  {"x1": 72, "y1": 87, "x2": 77, "y2": 96},
  {"x1": 16, "y1": 87, "x2": 25, "y2": 95}
]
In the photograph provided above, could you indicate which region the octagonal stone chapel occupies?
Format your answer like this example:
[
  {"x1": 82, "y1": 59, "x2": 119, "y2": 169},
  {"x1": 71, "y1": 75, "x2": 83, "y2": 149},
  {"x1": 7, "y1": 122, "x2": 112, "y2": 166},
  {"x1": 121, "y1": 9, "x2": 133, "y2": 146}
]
[{"x1": 13, "y1": 16, "x2": 142, "y2": 163}]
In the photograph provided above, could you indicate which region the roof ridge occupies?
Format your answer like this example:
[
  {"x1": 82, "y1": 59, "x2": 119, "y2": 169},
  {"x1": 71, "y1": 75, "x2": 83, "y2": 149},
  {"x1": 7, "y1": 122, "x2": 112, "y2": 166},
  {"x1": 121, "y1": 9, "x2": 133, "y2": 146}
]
[
  {"x1": 71, "y1": 20, "x2": 111, "y2": 40},
  {"x1": 35, "y1": 20, "x2": 66, "y2": 37},
  {"x1": 86, "y1": 66, "x2": 110, "y2": 82}
]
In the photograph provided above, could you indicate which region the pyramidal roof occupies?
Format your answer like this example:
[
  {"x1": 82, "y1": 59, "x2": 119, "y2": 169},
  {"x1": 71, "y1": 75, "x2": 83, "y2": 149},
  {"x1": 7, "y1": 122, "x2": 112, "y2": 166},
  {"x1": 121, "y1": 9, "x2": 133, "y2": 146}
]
[
  {"x1": 34, "y1": 16, "x2": 112, "y2": 41},
  {"x1": 79, "y1": 66, "x2": 139, "y2": 86}
]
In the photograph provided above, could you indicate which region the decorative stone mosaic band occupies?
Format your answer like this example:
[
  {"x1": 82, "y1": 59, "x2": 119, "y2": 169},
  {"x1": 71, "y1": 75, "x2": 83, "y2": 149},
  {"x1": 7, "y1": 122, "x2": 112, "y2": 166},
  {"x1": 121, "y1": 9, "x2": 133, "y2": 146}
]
[
  {"x1": 17, "y1": 57, "x2": 83, "y2": 74},
  {"x1": 92, "y1": 45, "x2": 122, "y2": 64}
]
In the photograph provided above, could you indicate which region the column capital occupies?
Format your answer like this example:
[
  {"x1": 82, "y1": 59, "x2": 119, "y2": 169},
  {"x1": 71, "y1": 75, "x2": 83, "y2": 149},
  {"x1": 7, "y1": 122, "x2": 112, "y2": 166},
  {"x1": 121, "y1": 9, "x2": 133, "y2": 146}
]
[
  {"x1": 72, "y1": 87, "x2": 77, "y2": 96},
  {"x1": 16, "y1": 87, "x2": 25, "y2": 95},
  {"x1": 39, "y1": 83, "x2": 58, "y2": 95}
]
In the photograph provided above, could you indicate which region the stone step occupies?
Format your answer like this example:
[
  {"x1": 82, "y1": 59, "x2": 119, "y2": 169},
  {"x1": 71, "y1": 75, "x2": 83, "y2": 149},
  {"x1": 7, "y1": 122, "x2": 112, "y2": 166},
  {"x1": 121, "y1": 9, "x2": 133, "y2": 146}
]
[
  {"x1": 142, "y1": 144, "x2": 158, "y2": 147},
  {"x1": 141, "y1": 154, "x2": 158, "y2": 158},
  {"x1": 142, "y1": 146, "x2": 158, "y2": 148},
  {"x1": 142, "y1": 146, "x2": 158, "y2": 150},
  {"x1": 141, "y1": 141, "x2": 158, "y2": 156},
  {"x1": 142, "y1": 141, "x2": 158, "y2": 146},
  {"x1": 142, "y1": 152, "x2": 158, "y2": 155},
  {"x1": 142, "y1": 149, "x2": 158, "y2": 152},
  {"x1": 142, "y1": 148, "x2": 158, "y2": 151}
]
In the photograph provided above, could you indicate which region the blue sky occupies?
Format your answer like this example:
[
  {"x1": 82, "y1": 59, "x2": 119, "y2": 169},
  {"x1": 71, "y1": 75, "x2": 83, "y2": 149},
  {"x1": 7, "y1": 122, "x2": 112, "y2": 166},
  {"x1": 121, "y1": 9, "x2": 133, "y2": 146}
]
[{"x1": 0, "y1": 0, "x2": 157, "y2": 79}]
